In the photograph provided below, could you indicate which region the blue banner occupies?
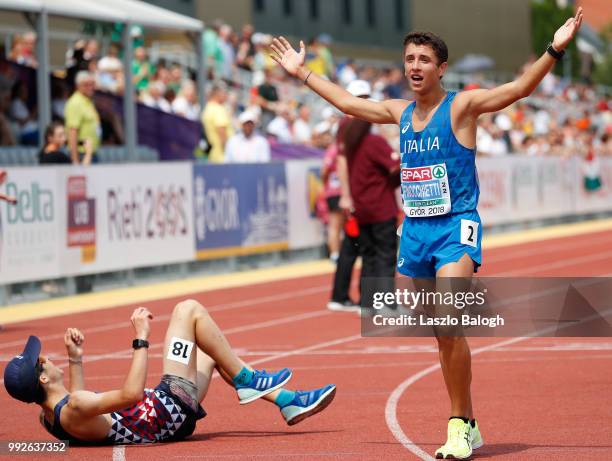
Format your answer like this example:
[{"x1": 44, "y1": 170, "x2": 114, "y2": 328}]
[{"x1": 193, "y1": 164, "x2": 289, "y2": 258}]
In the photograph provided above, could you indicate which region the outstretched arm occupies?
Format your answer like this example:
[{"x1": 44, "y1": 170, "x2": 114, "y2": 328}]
[
  {"x1": 459, "y1": 7, "x2": 583, "y2": 117},
  {"x1": 270, "y1": 37, "x2": 401, "y2": 124},
  {"x1": 68, "y1": 308, "x2": 152, "y2": 416}
]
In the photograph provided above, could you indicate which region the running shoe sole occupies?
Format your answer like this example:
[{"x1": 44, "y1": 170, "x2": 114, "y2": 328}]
[{"x1": 284, "y1": 386, "x2": 336, "y2": 426}]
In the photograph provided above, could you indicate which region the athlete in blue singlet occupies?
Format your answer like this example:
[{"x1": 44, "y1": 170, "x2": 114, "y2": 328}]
[
  {"x1": 271, "y1": 8, "x2": 583, "y2": 459},
  {"x1": 4, "y1": 301, "x2": 336, "y2": 446},
  {"x1": 397, "y1": 91, "x2": 481, "y2": 278}
]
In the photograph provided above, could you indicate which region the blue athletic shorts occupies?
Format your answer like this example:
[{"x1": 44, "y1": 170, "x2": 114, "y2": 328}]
[{"x1": 397, "y1": 210, "x2": 482, "y2": 278}]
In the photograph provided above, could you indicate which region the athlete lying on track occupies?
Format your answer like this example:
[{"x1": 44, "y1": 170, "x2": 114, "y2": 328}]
[{"x1": 3, "y1": 299, "x2": 336, "y2": 444}]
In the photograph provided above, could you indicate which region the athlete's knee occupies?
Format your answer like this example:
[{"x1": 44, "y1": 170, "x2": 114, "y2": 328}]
[
  {"x1": 173, "y1": 299, "x2": 207, "y2": 319},
  {"x1": 435, "y1": 333, "x2": 466, "y2": 349}
]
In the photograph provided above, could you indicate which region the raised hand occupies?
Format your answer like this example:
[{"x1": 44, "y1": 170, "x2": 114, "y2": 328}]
[
  {"x1": 64, "y1": 328, "x2": 85, "y2": 359},
  {"x1": 270, "y1": 36, "x2": 306, "y2": 77},
  {"x1": 131, "y1": 307, "x2": 153, "y2": 341},
  {"x1": 553, "y1": 6, "x2": 583, "y2": 51}
]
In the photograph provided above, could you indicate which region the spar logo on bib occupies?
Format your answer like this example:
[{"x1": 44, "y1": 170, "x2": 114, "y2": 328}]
[
  {"x1": 402, "y1": 166, "x2": 431, "y2": 182},
  {"x1": 432, "y1": 165, "x2": 446, "y2": 179}
]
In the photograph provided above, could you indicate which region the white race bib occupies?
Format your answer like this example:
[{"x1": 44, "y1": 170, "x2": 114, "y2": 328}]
[{"x1": 401, "y1": 163, "x2": 451, "y2": 217}]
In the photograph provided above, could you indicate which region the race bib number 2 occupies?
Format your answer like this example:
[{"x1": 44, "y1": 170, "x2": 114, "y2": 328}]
[{"x1": 401, "y1": 163, "x2": 452, "y2": 217}]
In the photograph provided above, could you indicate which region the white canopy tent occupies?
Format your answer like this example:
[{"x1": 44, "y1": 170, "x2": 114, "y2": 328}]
[
  {"x1": 0, "y1": 0, "x2": 205, "y2": 158},
  {"x1": 0, "y1": 0, "x2": 41, "y2": 13}
]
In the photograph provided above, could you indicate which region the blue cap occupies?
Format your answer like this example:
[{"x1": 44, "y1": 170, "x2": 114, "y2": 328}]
[{"x1": 3, "y1": 336, "x2": 42, "y2": 403}]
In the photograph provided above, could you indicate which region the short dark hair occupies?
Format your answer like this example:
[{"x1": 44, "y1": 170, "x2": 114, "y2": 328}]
[
  {"x1": 44, "y1": 121, "x2": 63, "y2": 144},
  {"x1": 403, "y1": 32, "x2": 448, "y2": 65}
]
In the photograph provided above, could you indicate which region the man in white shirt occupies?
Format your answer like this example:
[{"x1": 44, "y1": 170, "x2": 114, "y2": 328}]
[
  {"x1": 267, "y1": 104, "x2": 294, "y2": 144},
  {"x1": 292, "y1": 103, "x2": 312, "y2": 145},
  {"x1": 141, "y1": 81, "x2": 172, "y2": 113},
  {"x1": 172, "y1": 80, "x2": 201, "y2": 121},
  {"x1": 225, "y1": 110, "x2": 271, "y2": 163}
]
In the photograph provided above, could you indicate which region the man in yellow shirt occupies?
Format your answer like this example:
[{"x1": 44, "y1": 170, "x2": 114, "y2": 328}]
[
  {"x1": 64, "y1": 71, "x2": 101, "y2": 164},
  {"x1": 201, "y1": 83, "x2": 233, "y2": 163}
]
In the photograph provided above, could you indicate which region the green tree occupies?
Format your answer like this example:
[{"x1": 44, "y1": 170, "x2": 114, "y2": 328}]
[{"x1": 531, "y1": 0, "x2": 579, "y2": 78}]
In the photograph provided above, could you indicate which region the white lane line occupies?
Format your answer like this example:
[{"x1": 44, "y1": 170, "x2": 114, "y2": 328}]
[
  {"x1": 494, "y1": 249, "x2": 612, "y2": 276},
  {"x1": 486, "y1": 232, "x2": 612, "y2": 264},
  {"x1": 0, "y1": 309, "x2": 335, "y2": 387},
  {"x1": 385, "y1": 307, "x2": 612, "y2": 460},
  {"x1": 111, "y1": 445, "x2": 125, "y2": 461},
  {"x1": 0, "y1": 285, "x2": 329, "y2": 350}
]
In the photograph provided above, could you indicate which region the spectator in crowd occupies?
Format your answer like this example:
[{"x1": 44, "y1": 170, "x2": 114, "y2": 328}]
[
  {"x1": 225, "y1": 110, "x2": 270, "y2": 163},
  {"x1": 337, "y1": 81, "x2": 401, "y2": 311},
  {"x1": 2, "y1": 23, "x2": 609, "y2": 159},
  {"x1": 338, "y1": 59, "x2": 357, "y2": 87},
  {"x1": 39, "y1": 121, "x2": 92, "y2": 165},
  {"x1": 320, "y1": 127, "x2": 342, "y2": 259},
  {"x1": 66, "y1": 39, "x2": 98, "y2": 89},
  {"x1": 383, "y1": 67, "x2": 404, "y2": 99},
  {"x1": 218, "y1": 24, "x2": 236, "y2": 81},
  {"x1": 255, "y1": 68, "x2": 280, "y2": 129},
  {"x1": 236, "y1": 24, "x2": 256, "y2": 71},
  {"x1": 172, "y1": 80, "x2": 200, "y2": 121},
  {"x1": 141, "y1": 81, "x2": 172, "y2": 113},
  {"x1": 312, "y1": 120, "x2": 333, "y2": 149},
  {"x1": 51, "y1": 80, "x2": 70, "y2": 122},
  {"x1": 96, "y1": 51, "x2": 124, "y2": 95},
  {"x1": 202, "y1": 83, "x2": 233, "y2": 163},
  {"x1": 9, "y1": 32, "x2": 37, "y2": 68},
  {"x1": 267, "y1": 104, "x2": 294, "y2": 143},
  {"x1": 316, "y1": 34, "x2": 335, "y2": 80},
  {"x1": 155, "y1": 65, "x2": 173, "y2": 95},
  {"x1": 322, "y1": 118, "x2": 360, "y2": 312},
  {"x1": 292, "y1": 103, "x2": 312, "y2": 145},
  {"x1": 251, "y1": 33, "x2": 275, "y2": 85},
  {"x1": 325, "y1": 84, "x2": 369, "y2": 312},
  {"x1": 64, "y1": 71, "x2": 100, "y2": 164},
  {"x1": 326, "y1": 82, "x2": 376, "y2": 312},
  {"x1": 132, "y1": 46, "x2": 153, "y2": 93},
  {"x1": 305, "y1": 38, "x2": 326, "y2": 77},
  {"x1": 204, "y1": 19, "x2": 224, "y2": 79},
  {"x1": 9, "y1": 81, "x2": 38, "y2": 145},
  {"x1": 168, "y1": 64, "x2": 183, "y2": 94},
  {"x1": 476, "y1": 115, "x2": 509, "y2": 156}
]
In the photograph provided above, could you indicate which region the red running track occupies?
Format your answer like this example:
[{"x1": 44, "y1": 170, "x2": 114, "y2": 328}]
[{"x1": 1, "y1": 229, "x2": 612, "y2": 460}]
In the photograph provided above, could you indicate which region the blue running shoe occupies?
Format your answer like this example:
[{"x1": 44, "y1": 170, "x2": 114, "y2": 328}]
[
  {"x1": 280, "y1": 384, "x2": 336, "y2": 425},
  {"x1": 236, "y1": 368, "x2": 292, "y2": 404}
]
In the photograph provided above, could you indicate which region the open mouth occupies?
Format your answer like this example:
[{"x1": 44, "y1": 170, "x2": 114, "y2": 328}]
[{"x1": 410, "y1": 75, "x2": 424, "y2": 82}]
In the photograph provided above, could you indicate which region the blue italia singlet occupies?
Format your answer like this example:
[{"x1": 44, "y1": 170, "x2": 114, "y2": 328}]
[
  {"x1": 399, "y1": 91, "x2": 479, "y2": 217},
  {"x1": 396, "y1": 91, "x2": 483, "y2": 278}
]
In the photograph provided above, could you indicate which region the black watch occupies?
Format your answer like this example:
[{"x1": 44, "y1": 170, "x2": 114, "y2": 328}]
[
  {"x1": 132, "y1": 339, "x2": 149, "y2": 349},
  {"x1": 546, "y1": 43, "x2": 565, "y2": 60}
]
